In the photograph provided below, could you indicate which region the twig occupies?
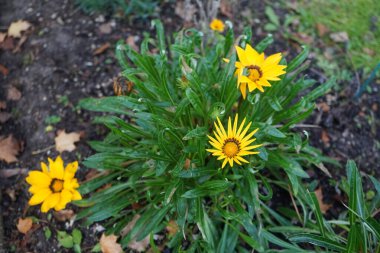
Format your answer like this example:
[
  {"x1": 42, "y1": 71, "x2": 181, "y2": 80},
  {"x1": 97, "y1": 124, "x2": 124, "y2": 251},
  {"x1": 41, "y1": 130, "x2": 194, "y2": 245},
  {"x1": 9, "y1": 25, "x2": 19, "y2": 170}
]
[
  {"x1": 31, "y1": 145, "x2": 55, "y2": 155},
  {"x1": 289, "y1": 185, "x2": 302, "y2": 225},
  {"x1": 0, "y1": 190, "x2": 5, "y2": 253}
]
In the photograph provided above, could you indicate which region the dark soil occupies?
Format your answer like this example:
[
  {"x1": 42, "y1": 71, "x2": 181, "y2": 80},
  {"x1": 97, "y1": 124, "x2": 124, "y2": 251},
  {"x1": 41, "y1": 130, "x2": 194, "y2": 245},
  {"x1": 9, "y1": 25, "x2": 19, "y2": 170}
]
[{"x1": 0, "y1": 0, "x2": 379, "y2": 252}]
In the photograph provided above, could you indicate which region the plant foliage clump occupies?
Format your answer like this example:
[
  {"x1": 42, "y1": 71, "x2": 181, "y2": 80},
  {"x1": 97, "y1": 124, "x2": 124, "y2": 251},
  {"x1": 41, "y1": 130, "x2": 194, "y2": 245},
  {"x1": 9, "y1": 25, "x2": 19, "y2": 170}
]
[{"x1": 78, "y1": 20, "x2": 344, "y2": 251}]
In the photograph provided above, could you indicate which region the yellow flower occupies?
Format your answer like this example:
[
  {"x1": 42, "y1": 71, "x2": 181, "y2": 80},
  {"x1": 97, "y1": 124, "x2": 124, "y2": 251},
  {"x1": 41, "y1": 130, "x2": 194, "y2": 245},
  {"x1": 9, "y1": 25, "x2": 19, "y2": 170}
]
[
  {"x1": 230, "y1": 44, "x2": 286, "y2": 99},
  {"x1": 206, "y1": 115, "x2": 262, "y2": 168},
  {"x1": 209, "y1": 18, "x2": 225, "y2": 32},
  {"x1": 26, "y1": 156, "x2": 82, "y2": 212}
]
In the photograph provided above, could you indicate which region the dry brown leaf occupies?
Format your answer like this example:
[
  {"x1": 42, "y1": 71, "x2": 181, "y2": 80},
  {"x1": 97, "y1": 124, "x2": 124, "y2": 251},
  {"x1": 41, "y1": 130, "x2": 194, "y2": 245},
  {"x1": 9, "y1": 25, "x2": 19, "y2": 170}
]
[
  {"x1": 99, "y1": 23, "x2": 112, "y2": 34},
  {"x1": 363, "y1": 47, "x2": 375, "y2": 56},
  {"x1": 5, "y1": 188, "x2": 16, "y2": 201},
  {"x1": 0, "y1": 101, "x2": 6, "y2": 109},
  {"x1": 317, "y1": 102, "x2": 330, "y2": 112},
  {"x1": 0, "y1": 32, "x2": 6, "y2": 43},
  {"x1": 0, "y1": 64, "x2": 9, "y2": 76},
  {"x1": 321, "y1": 130, "x2": 330, "y2": 146},
  {"x1": 93, "y1": 42, "x2": 111, "y2": 55},
  {"x1": 100, "y1": 233, "x2": 123, "y2": 253},
  {"x1": 175, "y1": 0, "x2": 197, "y2": 23},
  {"x1": 53, "y1": 209, "x2": 75, "y2": 222},
  {"x1": 55, "y1": 130, "x2": 81, "y2": 153},
  {"x1": 126, "y1": 36, "x2": 139, "y2": 52},
  {"x1": 0, "y1": 37, "x2": 15, "y2": 50},
  {"x1": 0, "y1": 168, "x2": 27, "y2": 178},
  {"x1": 220, "y1": 0, "x2": 233, "y2": 19},
  {"x1": 166, "y1": 220, "x2": 179, "y2": 236},
  {"x1": 184, "y1": 158, "x2": 191, "y2": 170},
  {"x1": 7, "y1": 86, "x2": 22, "y2": 101},
  {"x1": 316, "y1": 23, "x2": 329, "y2": 37},
  {"x1": 0, "y1": 112, "x2": 11, "y2": 123},
  {"x1": 17, "y1": 217, "x2": 33, "y2": 234},
  {"x1": 314, "y1": 187, "x2": 332, "y2": 214},
  {"x1": 120, "y1": 214, "x2": 149, "y2": 252},
  {"x1": 330, "y1": 31, "x2": 349, "y2": 42},
  {"x1": 8, "y1": 20, "x2": 32, "y2": 38},
  {"x1": 0, "y1": 135, "x2": 21, "y2": 163}
]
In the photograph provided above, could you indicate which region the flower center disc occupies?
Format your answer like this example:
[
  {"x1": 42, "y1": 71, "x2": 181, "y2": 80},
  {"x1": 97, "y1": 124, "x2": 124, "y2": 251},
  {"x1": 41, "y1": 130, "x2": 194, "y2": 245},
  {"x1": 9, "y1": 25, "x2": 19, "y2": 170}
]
[
  {"x1": 50, "y1": 179, "x2": 64, "y2": 193},
  {"x1": 247, "y1": 65, "x2": 263, "y2": 82},
  {"x1": 223, "y1": 139, "x2": 240, "y2": 158}
]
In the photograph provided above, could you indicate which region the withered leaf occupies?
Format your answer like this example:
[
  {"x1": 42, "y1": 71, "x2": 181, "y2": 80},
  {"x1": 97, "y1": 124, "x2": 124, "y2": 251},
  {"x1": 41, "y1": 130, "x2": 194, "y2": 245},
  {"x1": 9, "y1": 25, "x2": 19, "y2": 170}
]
[
  {"x1": 0, "y1": 135, "x2": 21, "y2": 163},
  {"x1": 7, "y1": 86, "x2": 22, "y2": 101},
  {"x1": 314, "y1": 187, "x2": 333, "y2": 214},
  {"x1": 99, "y1": 233, "x2": 123, "y2": 253},
  {"x1": 17, "y1": 217, "x2": 33, "y2": 234},
  {"x1": 55, "y1": 130, "x2": 81, "y2": 153},
  {"x1": 8, "y1": 20, "x2": 32, "y2": 38}
]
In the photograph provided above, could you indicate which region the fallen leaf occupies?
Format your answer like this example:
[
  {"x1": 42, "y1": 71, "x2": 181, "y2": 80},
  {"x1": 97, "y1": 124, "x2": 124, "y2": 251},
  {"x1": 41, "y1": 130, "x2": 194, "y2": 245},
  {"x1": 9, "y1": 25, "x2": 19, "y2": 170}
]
[
  {"x1": 295, "y1": 32, "x2": 314, "y2": 44},
  {"x1": 120, "y1": 214, "x2": 149, "y2": 252},
  {"x1": 0, "y1": 135, "x2": 21, "y2": 163},
  {"x1": 55, "y1": 130, "x2": 81, "y2": 153},
  {"x1": 8, "y1": 20, "x2": 32, "y2": 38},
  {"x1": 0, "y1": 112, "x2": 11, "y2": 123},
  {"x1": 99, "y1": 233, "x2": 123, "y2": 253},
  {"x1": 0, "y1": 64, "x2": 9, "y2": 76},
  {"x1": 317, "y1": 102, "x2": 330, "y2": 112},
  {"x1": 53, "y1": 209, "x2": 75, "y2": 222},
  {"x1": 93, "y1": 42, "x2": 110, "y2": 55},
  {"x1": 321, "y1": 130, "x2": 330, "y2": 146},
  {"x1": 314, "y1": 187, "x2": 332, "y2": 214},
  {"x1": 166, "y1": 220, "x2": 179, "y2": 236},
  {"x1": 7, "y1": 86, "x2": 22, "y2": 101},
  {"x1": 0, "y1": 37, "x2": 15, "y2": 50},
  {"x1": 5, "y1": 188, "x2": 16, "y2": 201},
  {"x1": 175, "y1": 0, "x2": 197, "y2": 24},
  {"x1": 99, "y1": 22, "x2": 112, "y2": 34},
  {"x1": 17, "y1": 217, "x2": 33, "y2": 234},
  {"x1": 184, "y1": 158, "x2": 191, "y2": 170},
  {"x1": 330, "y1": 31, "x2": 349, "y2": 42},
  {"x1": 0, "y1": 168, "x2": 28, "y2": 178},
  {"x1": 0, "y1": 101, "x2": 6, "y2": 109},
  {"x1": 316, "y1": 23, "x2": 329, "y2": 36},
  {"x1": 126, "y1": 36, "x2": 138, "y2": 52},
  {"x1": 220, "y1": 0, "x2": 233, "y2": 19},
  {"x1": 0, "y1": 32, "x2": 6, "y2": 43}
]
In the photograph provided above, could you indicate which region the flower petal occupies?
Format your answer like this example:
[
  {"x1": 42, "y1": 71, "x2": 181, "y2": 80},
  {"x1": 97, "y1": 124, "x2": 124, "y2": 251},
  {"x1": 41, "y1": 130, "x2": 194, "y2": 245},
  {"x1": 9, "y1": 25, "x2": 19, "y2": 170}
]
[
  {"x1": 50, "y1": 156, "x2": 64, "y2": 179},
  {"x1": 29, "y1": 188, "x2": 52, "y2": 205},
  {"x1": 54, "y1": 189, "x2": 73, "y2": 211},
  {"x1": 64, "y1": 161, "x2": 78, "y2": 181},
  {"x1": 26, "y1": 171, "x2": 51, "y2": 187},
  {"x1": 41, "y1": 193, "x2": 60, "y2": 212}
]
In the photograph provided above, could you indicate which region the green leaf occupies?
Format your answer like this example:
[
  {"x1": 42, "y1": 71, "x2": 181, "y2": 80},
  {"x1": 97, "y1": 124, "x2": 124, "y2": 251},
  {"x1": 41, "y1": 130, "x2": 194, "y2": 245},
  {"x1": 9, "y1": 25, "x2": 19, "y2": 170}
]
[
  {"x1": 135, "y1": 205, "x2": 171, "y2": 241},
  {"x1": 255, "y1": 34, "x2": 273, "y2": 53},
  {"x1": 44, "y1": 227, "x2": 51, "y2": 240},
  {"x1": 309, "y1": 191, "x2": 326, "y2": 237},
  {"x1": 287, "y1": 46, "x2": 309, "y2": 73},
  {"x1": 265, "y1": 125, "x2": 286, "y2": 138},
  {"x1": 265, "y1": 6, "x2": 280, "y2": 27},
  {"x1": 183, "y1": 127, "x2": 207, "y2": 140},
  {"x1": 91, "y1": 243, "x2": 101, "y2": 252},
  {"x1": 178, "y1": 168, "x2": 217, "y2": 178},
  {"x1": 182, "y1": 180, "x2": 232, "y2": 198},
  {"x1": 186, "y1": 88, "x2": 204, "y2": 116},
  {"x1": 72, "y1": 229, "x2": 82, "y2": 245},
  {"x1": 289, "y1": 234, "x2": 346, "y2": 251},
  {"x1": 57, "y1": 231, "x2": 74, "y2": 249}
]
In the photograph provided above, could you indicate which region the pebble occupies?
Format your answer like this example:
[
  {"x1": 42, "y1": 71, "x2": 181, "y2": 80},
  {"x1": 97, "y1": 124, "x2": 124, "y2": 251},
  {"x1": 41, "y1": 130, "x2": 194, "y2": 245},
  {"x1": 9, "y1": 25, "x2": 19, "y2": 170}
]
[
  {"x1": 95, "y1": 15, "x2": 105, "y2": 23},
  {"x1": 51, "y1": 13, "x2": 57, "y2": 19}
]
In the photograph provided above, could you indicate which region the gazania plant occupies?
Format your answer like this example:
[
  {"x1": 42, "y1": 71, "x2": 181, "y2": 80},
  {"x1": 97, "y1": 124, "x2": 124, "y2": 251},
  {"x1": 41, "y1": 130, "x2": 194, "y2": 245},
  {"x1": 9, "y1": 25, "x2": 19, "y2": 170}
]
[{"x1": 78, "y1": 20, "x2": 338, "y2": 251}]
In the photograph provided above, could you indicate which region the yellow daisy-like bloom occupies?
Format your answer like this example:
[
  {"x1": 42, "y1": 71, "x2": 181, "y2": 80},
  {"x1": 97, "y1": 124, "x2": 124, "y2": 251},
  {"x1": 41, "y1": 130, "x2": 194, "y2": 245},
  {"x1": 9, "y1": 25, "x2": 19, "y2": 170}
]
[
  {"x1": 26, "y1": 156, "x2": 82, "y2": 213},
  {"x1": 232, "y1": 44, "x2": 286, "y2": 99},
  {"x1": 206, "y1": 115, "x2": 262, "y2": 168},
  {"x1": 209, "y1": 18, "x2": 225, "y2": 32}
]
